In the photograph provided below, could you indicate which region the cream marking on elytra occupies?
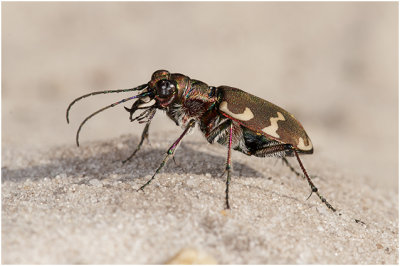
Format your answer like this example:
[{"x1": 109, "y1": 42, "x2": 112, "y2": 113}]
[
  {"x1": 261, "y1": 112, "x2": 285, "y2": 138},
  {"x1": 297, "y1": 137, "x2": 313, "y2": 151},
  {"x1": 219, "y1": 101, "x2": 254, "y2": 121}
]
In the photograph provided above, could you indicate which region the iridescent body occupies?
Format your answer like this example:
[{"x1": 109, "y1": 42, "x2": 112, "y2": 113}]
[{"x1": 66, "y1": 70, "x2": 335, "y2": 211}]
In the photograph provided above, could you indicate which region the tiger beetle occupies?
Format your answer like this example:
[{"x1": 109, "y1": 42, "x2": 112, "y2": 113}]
[{"x1": 66, "y1": 70, "x2": 336, "y2": 212}]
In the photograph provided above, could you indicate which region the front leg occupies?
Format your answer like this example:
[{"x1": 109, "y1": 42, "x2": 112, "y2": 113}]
[
  {"x1": 122, "y1": 121, "x2": 151, "y2": 164},
  {"x1": 122, "y1": 108, "x2": 156, "y2": 164},
  {"x1": 137, "y1": 120, "x2": 196, "y2": 191}
]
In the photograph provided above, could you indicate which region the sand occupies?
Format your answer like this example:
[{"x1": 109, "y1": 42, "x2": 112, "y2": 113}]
[{"x1": 2, "y1": 132, "x2": 398, "y2": 264}]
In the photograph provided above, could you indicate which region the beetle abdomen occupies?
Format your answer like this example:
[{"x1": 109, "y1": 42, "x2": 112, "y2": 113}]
[
  {"x1": 240, "y1": 127, "x2": 291, "y2": 157},
  {"x1": 218, "y1": 86, "x2": 313, "y2": 154}
]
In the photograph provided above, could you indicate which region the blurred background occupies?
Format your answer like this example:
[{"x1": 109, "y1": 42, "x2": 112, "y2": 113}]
[{"x1": 2, "y1": 2, "x2": 397, "y2": 191}]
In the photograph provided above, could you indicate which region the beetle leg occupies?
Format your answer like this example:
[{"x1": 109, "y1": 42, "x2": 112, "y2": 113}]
[
  {"x1": 206, "y1": 119, "x2": 234, "y2": 208},
  {"x1": 137, "y1": 120, "x2": 196, "y2": 191},
  {"x1": 172, "y1": 156, "x2": 181, "y2": 167},
  {"x1": 252, "y1": 143, "x2": 293, "y2": 157},
  {"x1": 281, "y1": 157, "x2": 304, "y2": 179},
  {"x1": 122, "y1": 109, "x2": 156, "y2": 164},
  {"x1": 253, "y1": 144, "x2": 336, "y2": 212},
  {"x1": 293, "y1": 150, "x2": 336, "y2": 212},
  {"x1": 122, "y1": 121, "x2": 151, "y2": 164},
  {"x1": 281, "y1": 157, "x2": 318, "y2": 180},
  {"x1": 220, "y1": 121, "x2": 233, "y2": 209},
  {"x1": 205, "y1": 119, "x2": 231, "y2": 144}
]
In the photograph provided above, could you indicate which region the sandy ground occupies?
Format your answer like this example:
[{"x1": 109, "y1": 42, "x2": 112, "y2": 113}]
[
  {"x1": 2, "y1": 133, "x2": 398, "y2": 264},
  {"x1": 2, "y1": 2, "x2": 398, "y2": 264}
]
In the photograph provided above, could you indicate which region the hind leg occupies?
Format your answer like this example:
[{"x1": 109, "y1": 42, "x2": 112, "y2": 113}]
[
  {"x1": 252, "y1": 144, "x2": 336, "y2": 212},
  {"x1": 281, "y1": 157, "x2": 318, "y2": 180},
  {"x1": 281, "y1": 157, "x2": 304, "y2": 179}
]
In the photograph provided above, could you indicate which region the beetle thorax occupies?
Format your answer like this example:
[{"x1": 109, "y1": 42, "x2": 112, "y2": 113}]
[
  {"x1": 165, "y1": 84, "x2": 218, "y2": 129},
  {"x1": 166, "y1": 103, "x2": 187, "y2": 128}
]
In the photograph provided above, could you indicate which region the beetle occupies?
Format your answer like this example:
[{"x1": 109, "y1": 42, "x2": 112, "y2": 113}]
[{"x1": 66, "y1": 70, "x2": 336, "y2": 211}]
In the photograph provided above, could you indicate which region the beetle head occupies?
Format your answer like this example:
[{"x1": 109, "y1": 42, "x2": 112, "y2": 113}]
[
  {"x1": 124, "y1": 70, "x2": 178, "y2": 121},
  {"x1": 147, "y1": 70, "x2": 179, "y2": 108},
  {"x1": 125, "y1": 70, "x2": 191, "y2": 121}
]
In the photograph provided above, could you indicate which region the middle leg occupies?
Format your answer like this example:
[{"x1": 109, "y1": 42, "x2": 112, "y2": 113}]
[
  {"x1": 122, "y1": 121, "x2": 151, "y2": 164},
  {"x1": 122, "y1": 108, "x2": 156, "y2": 164},
  {"x1": 223, "y1": 121, "x2": 234, "y2": 209},
  {"x1": 204, "y1": 118, "x2": 235, "y2": 209}
]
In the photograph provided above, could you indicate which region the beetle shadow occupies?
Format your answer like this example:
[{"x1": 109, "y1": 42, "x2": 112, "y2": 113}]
[{"x1": 2, "y1": 140, "x2": 264, "y2": 184}]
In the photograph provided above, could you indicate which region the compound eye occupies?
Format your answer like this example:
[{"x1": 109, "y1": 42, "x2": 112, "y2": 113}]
[{"x1": 156, "y1": 80, "x2": 176, "y2": 98}]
